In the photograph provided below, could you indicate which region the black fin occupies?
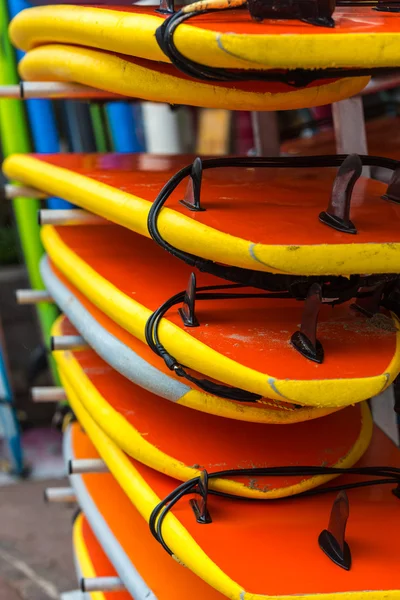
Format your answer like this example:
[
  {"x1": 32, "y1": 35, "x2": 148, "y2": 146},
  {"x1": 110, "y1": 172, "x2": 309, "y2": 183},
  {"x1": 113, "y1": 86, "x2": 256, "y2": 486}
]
[
  {"x1": 382, "y1": 167, "x2": 400, "y2": 204},
  {"x1": 318, "y1": 490, "x2": 351, "y2": 571},
  {"x1": 393, "y1": 375, "x2": 400, "y2": 415},
  {"x1": 190, "y1": 470, "x2": 212, "y2": 524},
  {"x1": 291, "y1": 283, "x2": 324, "y2": 363},
  {"x1": 180, "y1": 157, "x2": 205, "y2": 212},
  {"x1": 247, "y1": 0, "x2": 336, "y2": 25},
  {"x1": 178, "y1": 272, "x2": 199, "y2": 327},
  {"x1": 156, "y1": 0, "x2": 174, "y2": 14},
  {"x1": 319, "y1": 154, "x2": 361, "y2": 234},
  {"x1": 351, "y1": 283, "x2": 385, "y2": 317}
]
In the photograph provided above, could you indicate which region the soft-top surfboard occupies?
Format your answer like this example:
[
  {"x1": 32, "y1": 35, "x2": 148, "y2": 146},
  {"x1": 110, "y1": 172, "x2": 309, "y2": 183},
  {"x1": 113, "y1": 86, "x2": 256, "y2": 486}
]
[
  {"x1": 73, "y1": 512, "x2": 129, "y2": 600},
  {"x1": 66, "y1": 385, "x2": 400, "y2": 600},
  {"x1": 39, "y1": 224, "x2": 400, "y2": 408},
  {"x1": 9, "y1": 5, "x2": 400, "y2": 72},
  {"x1": 66, "y1": 422, "x2": 226, "y2": 600},
  {"x1": 13, "y1": 44, "x2": 368, "y2": 111},
  {"x1": 283, "y1": 115, "x2": 400, "y2": 159},
  {"x1": 43, "y1": 257, "x2": 336, "y2": 423},
  {"x1": 4, "y1": 152, "x2": 400, "y2": 277},
  {"x1": 54, "y1": 314, "x2": 372, "y2": 498}
]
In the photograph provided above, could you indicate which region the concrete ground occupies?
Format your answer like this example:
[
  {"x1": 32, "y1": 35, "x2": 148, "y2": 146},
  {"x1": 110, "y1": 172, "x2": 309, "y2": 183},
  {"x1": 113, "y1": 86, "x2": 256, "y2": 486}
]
[{"x1": 0, "y1": 478, "x2": 76, "y2": 600}]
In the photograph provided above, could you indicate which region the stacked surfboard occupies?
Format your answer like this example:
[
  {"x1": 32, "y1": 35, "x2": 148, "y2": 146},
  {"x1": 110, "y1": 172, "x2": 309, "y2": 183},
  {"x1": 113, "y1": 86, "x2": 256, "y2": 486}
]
[
  {"x1": 7, "y1": 3, "x2": 400, "y2": 110},
  {"x1": 4, "y1": 1, "x2": 400, "y2": 599}
]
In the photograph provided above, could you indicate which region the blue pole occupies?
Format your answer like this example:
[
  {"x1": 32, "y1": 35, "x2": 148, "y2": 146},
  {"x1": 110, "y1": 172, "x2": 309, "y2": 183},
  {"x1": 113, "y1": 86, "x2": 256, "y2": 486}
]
[{"x1": 105, "y1": 103, "x2": 145, "y2": 152}]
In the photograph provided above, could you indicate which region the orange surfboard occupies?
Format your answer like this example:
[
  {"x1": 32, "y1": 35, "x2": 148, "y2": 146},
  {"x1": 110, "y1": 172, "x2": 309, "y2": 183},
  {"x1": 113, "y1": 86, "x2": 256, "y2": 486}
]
[
  {"x1": 67, "y1": 394, "x2": 400, "y2": 600},
  {"x1": 55, "y1": 314, "x2": 372, "y2": 499},
  {"x1": 44, "y1": 257, "x2": 335, "y2": 423},
  {"x1": 4, "y1": 152, "x2": 400, "y2": 277},
  {"x1": 73, "y1": 512, "x2": 130, "y2": 600},
  {"x1": 9, "y1": 5, "x2": 400, "y2": 73},
  {"x1": 10, "y1": 5, "x2": 392, "y2": 110},
  {"x1": 40, "y1": 224, "x2": 400, "y2": 408},
  {"x1": 66, "y1": 422, "x2": 226, "y2": 600}
]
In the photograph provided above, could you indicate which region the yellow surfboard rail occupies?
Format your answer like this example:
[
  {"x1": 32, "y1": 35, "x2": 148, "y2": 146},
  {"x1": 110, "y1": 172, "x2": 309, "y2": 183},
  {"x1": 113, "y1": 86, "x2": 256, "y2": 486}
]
[
  {"x1": 73, "y1": 513, "x2": 107, "y2": 600},
  {"x1": 9, "y1": 5, "x2": 400, "y2": 71},
  {"x1": 51, "y1": 310, "x2": 336, "y2": 425},
  {"x1": 5, "y1": 154, "x2": 400, "y2": 278},
  {"x1": 42, "y1": 225, "x2": 400, "y2": 408},
  {"x1": 15, "y1": 44, "x2": 369, "y2": 111},
  {"x1": 64, "y1": 378, "x2": 399, "y2": 600},
  {"x1": 52, "y1": 318, "x2": 372, "y2": 499}
]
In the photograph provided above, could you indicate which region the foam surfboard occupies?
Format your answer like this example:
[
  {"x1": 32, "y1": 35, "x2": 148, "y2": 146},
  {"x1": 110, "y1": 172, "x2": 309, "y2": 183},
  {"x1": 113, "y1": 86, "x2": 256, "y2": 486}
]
[
  {"x1": 9, "y1": 5, "x2": 400, "y2": 72},
  {"x1": 39, "y1": 224, "x2": 400, "y2": 408},
  {"x1": 65, "y1": 422, "x2": 225, "y2": 600},
  {"x1": 4, "y1": 152, "x2": 400, "y2": 277},
  {"x1": 13, "y1": 44, "x2": 368, "y2": 111},
  {"x1": 54, "y1": 314, "x2": 371, "y2": 498},
  {"x1": 65, "y1": 388, "x2": 400, "y2": 600},
  {"x1": 42, "y1": 256, "x2": 336, "y2": 424},
  {"x1": 72, "y1": 512, "x2": 129, "y2": 600}
]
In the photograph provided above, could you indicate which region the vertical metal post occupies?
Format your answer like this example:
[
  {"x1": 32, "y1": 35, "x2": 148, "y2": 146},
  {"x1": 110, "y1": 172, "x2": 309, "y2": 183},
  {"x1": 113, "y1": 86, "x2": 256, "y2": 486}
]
[
  {"x1": 251, "y1": 112, "x2": 280, "y2": 156},
  {"x1": 332, "y1": 97, "x2": 370, "y2": 176}
]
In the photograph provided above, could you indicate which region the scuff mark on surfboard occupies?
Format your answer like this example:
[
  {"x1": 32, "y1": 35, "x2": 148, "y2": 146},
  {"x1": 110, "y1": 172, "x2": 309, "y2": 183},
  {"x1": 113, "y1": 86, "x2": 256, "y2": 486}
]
[{"x1": 267, "y1": 377, "x2": 287, "y2": 398}]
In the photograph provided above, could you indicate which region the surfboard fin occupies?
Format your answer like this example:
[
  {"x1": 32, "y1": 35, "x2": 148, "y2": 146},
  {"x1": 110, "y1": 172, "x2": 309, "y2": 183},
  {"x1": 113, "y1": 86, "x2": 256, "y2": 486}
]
[
  {"x1": 180, "y1": 157, "x2": 205, "y2": 212},
  {"x1": 319, "y1": 154, "x2": 361, "y2": 234},
  {"x1": 178, "y1": 272, "x2": 200, "y2": 327},
  {"x1": 392, "y1": 375, "x2": 400, "y2": 416},
  {"x1": 291, "y1": 283, "x2": 324, "y2": 364},
  {"x1": 247, "y1": 0, "x2": 335, "y2": 26},
  {"x1": 318, "y1": 490, "x2": 351, "y2": 571},
  {"x1": 393, "y1": 484, "x2": 400, "y2": 499},
  {"x1": 156, "y1": 0, "x2": 175, "y2": 14},
  {"x1": 374, "y1": 0, "x2": 400, "y2": 12},
  {"x1": 382, "y1": 167, "x2": 400, "y2": 204},
  {"x1": 190, "y1": 470, "x2": 212, "y2": 524},
  {"x1": 351, "y1": 283, "x2": 385, "y2": 317}
]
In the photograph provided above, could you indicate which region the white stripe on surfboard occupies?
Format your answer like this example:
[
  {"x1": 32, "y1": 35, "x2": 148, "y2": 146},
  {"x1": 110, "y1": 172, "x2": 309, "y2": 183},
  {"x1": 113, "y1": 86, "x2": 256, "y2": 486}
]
[
  {"x1": 41, "y1": 256, "x2": 188, "y2": 401},
  {"x1": 63, "y1": 425, "x2": 158, "y2": 600}
]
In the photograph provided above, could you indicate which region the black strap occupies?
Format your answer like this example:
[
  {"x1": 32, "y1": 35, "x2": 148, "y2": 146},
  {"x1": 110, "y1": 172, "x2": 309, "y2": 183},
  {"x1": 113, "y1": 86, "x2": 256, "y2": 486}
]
[
  {"x1": 156, "y1": 6, "x2": 400, "y2": 83},
  {"x1": 147, "y1": 155, "x2": 399, "y2": 289},
  {"x1": 144, "y1": 279, "x2": 396, "y2": 403},
  {"x1": 149, "y1": 464, "x2": 400, "y2": 556}
]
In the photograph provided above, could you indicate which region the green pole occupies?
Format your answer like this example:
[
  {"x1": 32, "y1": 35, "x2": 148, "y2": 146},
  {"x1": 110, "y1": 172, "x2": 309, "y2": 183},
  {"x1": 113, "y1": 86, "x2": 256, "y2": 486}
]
[
  {"x1": 0, "y1": 0, "x2": 59, "y2": 380},
  {"x1": 89, "y1": 103, "x2": 110, "y2": 152}
]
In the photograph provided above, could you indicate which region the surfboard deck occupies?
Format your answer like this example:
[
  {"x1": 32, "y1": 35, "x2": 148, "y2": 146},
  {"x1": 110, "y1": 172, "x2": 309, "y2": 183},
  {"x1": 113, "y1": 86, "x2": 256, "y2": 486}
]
[
  {"x1": 282, "y1": 115, "x2": 400, "y2": 159},
  {"x1": 9, "y1": 5, "x2": 400, "y2": 72},
  {"x1": 4, "y1": 152, "x2": 400, "y2": 277},
  {"x1": 39, "y1": 224, "x2": 400, "y2": 408},
  {"x1": 54, "y1": 314, "x2": 372, "y2": 498},
  {"x1": 44, "y1": 257, "x2": 337, "y2": 423},
  {"x1": 73, "y1": 512, "x2": 129, "y2": 600},
  {"x1": 14, "y1": 44, "x2": 368, "y2": 111},
  {"x1": 67, "y1": 389, "x2": 400, "y2": 600}
]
